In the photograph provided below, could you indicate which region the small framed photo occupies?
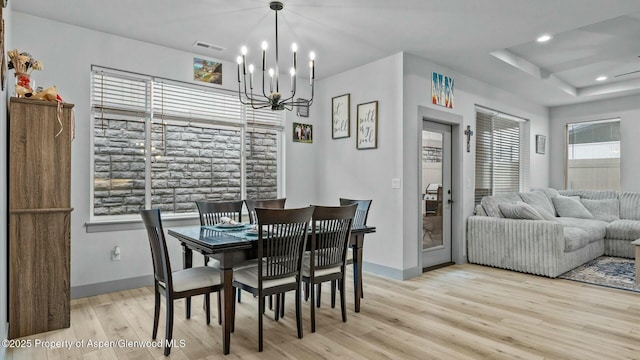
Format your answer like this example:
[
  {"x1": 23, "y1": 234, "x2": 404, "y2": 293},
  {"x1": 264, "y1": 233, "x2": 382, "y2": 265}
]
[
  {"x1": 536, "y1": 135, "x2": 546, "y2": 154},
  {"x1": 296, "y1": 98, "x2": 309, "y2": 117},
  {"x1": 293, "y1": 122, "x2": 312, "y2": 143},
  {"x1": 356, "y1": 101, "x2": 378, "y2": 150},
  {"x1": 332, "y1": 93, "x2": 350, "y2": 139}
]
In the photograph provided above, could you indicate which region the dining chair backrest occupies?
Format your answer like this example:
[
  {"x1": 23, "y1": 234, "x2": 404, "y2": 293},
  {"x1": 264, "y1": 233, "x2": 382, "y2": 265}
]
[
  {"x1": 255, "y1": 206, "x2": 314, "y2": 283},
  {"x1": 140, "y1": 209, "x2": 173, "y2": 290},
  {"x1": 245, "y1": 198, "x2": 286, "y2": 224},
  {"x1": 311, "y1": 204, "x2": 357, "y2": 271},
  {"x1": 339, "y1": 198, "x2": 372, "y2": 227},
  {"x1": 196, "y1": 200, "x2": 244, "y2": 225}
]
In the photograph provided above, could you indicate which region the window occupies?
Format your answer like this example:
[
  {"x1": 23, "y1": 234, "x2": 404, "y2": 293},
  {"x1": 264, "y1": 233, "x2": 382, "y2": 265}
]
[
  {"x1": 474, "y1": 107, "x2": 529, "y2": 204},
  {"x1": 91, "y1": 67, "x2": 284, "y2": 218},
  {"x1": 566, "y1": 119, "x2": 620, "y2": 190}
]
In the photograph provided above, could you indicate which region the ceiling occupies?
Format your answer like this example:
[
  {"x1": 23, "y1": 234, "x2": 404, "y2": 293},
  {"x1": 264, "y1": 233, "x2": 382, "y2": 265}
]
[{"x1": 12, "y1": 0, "x2": 640, "y2": 107}]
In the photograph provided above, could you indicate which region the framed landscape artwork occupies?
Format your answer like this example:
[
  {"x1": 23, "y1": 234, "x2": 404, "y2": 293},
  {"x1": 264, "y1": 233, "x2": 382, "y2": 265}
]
[
  {"x1": 332, "y1": 93, "x2": 350, "y2": 139},
  {"x1": 193, "y1": 57, "x2": 222, "y2": 85},
  {"x1": 356, "y1": 101, "x2": 378, "y2": 149}
]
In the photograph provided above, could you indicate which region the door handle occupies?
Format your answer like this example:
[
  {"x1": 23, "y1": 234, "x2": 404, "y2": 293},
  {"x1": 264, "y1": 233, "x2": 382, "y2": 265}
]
[{"x1": 447, "y1": 199, "x2": 454, "y2": 204}]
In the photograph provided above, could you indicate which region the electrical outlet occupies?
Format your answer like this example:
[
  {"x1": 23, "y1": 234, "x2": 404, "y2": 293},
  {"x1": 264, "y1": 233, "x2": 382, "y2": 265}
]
[{"x1": 112, "y1": 246, "x2": 121, "y2": 261}]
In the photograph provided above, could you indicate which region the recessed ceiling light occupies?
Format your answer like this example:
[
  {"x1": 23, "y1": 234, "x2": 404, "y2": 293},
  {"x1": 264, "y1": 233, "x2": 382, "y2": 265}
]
[
  {"x1": 536, "y1": 34, "x2": 552, "y2": 43},
  {"x1": 596, "y1": 76, "x2": 608, "y2": 81}
]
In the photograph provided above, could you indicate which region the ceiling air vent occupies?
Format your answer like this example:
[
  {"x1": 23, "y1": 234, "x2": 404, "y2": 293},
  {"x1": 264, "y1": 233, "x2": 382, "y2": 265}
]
[{"x1": 192, "y1": 41, "x2": 224, "y2": 52}]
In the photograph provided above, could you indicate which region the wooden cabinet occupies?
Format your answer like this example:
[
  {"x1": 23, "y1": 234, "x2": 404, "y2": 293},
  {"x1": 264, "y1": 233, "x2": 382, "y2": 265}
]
[{"x1": 8, "y1": 97, "x2": 74, "y2": 339}]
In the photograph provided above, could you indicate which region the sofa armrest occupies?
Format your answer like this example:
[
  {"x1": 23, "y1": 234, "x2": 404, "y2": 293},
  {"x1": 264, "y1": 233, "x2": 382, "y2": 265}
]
[{"x1": 467, "y1": 216, "x2": 565, "y2": 277}]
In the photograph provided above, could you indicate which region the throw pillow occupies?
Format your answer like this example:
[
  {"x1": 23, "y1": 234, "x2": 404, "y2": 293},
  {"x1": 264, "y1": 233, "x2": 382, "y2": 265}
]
[
  {"x1": 528, "y1": 204, "x2": 557, "y2": 221},
  {"x1": 532, "y1": 188, "x2": 560, "y2": 202},
  {"x1": 580, "y1": 198, "x2": 620, "y2": 222},
  {"x1": 551, "y1": 195, "x2": 594, "y2": 219},
  {"x1": 519, "y1": 191, "x2": 556, "y2": 216},
  {"x1": 480, "y1": 193, "x2": 522, "y2": 218},
  {"x1": 498, "y1": 201, "x2": 545, "y2": 220}
]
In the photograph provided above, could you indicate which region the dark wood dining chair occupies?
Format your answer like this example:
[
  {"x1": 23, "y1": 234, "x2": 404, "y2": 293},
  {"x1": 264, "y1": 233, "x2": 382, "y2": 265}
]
[
  {"x1": 232, "y1": 206, "x2": 314, "y2": 352},
  {"x1": 332, "y1": 198, "x2": 372, "y2": 306},
  {"x1": 195, "y1": 200, "x2": 244, "y2": 310},
  {"x1": 196, "y1": 200, "x2": 244, "y2": 227},
  {"x1": 244, "y1": 198, "x2": 287, "y2": 312},
  {"x1": 303, "y1": 204, "x2": 357, "y2": 332},
  {"x1": 245, "y1": 198, "x2": 287, "y2": 224},
  {"x1": 140, "y1": 209, "x2": 223, "y2": 356}
]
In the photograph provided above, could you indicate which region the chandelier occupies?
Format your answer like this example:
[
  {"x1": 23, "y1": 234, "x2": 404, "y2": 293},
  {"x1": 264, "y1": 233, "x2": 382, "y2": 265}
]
[{"x1": 236, "y1": 1, "x2": 315, "y2": 111}]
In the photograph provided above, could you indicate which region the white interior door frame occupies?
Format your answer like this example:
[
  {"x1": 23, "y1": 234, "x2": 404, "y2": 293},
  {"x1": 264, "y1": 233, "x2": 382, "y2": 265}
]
[{"x1": 417, "y1": 106, "x2": 464, "y2": 269}]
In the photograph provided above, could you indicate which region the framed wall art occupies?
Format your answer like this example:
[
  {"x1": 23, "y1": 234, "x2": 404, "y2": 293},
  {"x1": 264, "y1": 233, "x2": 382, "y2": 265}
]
[
  {"x1": 293, "y1": 122, "x2": 312, "y2": 143},
  {"x1": 332, "y1": 93, "x2": 350, "y2": 139},
  {"x1": 536, "y1": 134, "x2": 546, "y2": 154},
  {"x1": 356, "y1": 100, "x2": 378, "y2": 150},
  {"x1": 431, "y1": 72, "x2": 454, "y2": 109},
  {"x1": 193, "y1": 57, "x2": 222, "y2": 85},
  {"x1": 296, "y1": 98, "x2": 309, "y2": 117}
]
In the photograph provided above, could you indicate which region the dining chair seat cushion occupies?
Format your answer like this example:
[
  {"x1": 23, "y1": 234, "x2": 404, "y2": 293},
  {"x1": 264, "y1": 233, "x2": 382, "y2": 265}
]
[
  {"x1": 207, "y1": 258, "x2": 221, "y2": 268},
  {"x1": 160, "y1": 266, "x2": 222, "y2": 293},
  {"x1": 302, "y1": 253, "x2": 342, "y2": 278},
  {"x1": 233, "y1": 265, "x2": 297, "y2": 289}
]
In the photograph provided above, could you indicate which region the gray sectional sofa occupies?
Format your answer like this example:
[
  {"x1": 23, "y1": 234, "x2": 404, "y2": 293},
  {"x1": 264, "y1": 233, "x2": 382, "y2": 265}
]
[{"x1": 467, "y1": 188, "x2": 640, "y2": 277}]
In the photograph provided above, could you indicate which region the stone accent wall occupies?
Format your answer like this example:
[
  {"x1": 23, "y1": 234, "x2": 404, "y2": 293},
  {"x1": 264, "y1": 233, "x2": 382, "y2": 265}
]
[
  {"x1": 246, "y1": 130, "x2": 278, "y2": 200},
  {"x1": 94, "y1": 118, "x2": 146, "y2": 216},
  {"x1": 94, "y1": 118, "x2": 278, "y2": 216}
]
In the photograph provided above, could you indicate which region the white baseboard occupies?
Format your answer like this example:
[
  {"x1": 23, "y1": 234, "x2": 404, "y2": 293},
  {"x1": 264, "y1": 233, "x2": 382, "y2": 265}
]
[{"x1": 362, "y1": 261, "x2": 422, "y2": 280}]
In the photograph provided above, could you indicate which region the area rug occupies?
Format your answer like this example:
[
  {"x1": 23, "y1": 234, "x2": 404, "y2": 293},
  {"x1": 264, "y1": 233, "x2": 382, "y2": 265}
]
[{"x1": 559, "y1": 256, "x2": 639, "y2": 293}]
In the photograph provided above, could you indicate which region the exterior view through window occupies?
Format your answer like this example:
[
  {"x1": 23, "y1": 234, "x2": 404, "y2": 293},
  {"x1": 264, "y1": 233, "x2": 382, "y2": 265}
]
[{"x1": 566, "y1": 119, "x2": 620, "y2": 190}]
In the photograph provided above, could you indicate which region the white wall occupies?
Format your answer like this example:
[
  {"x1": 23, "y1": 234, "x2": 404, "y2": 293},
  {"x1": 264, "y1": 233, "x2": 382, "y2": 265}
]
[
  {"x1": 315, "y1": 53, "x2": 405, "y2": 271},
  {"x1": 315, "y1": 52, "x2": 550, "y2": 278},
  {"x1": 11, "y1": 12, "x2": 317, "y2": 291},
  {"x1": 1, "y1": 0, "x2": 13, "y2": 354},
  {"x1": 549, "y1": 94, "x2": 640, "y2": 192}
]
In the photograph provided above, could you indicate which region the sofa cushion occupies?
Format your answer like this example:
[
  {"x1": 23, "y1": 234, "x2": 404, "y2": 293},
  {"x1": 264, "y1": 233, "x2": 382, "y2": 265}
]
[
  {"x1": 498, "y1": 202, "x2": 544, "y2": 220},
  {"x1": 563, "y1": 227, "x2": 595, "y2": 252},
  {"x1": 532, "y1": 188, "x2": 560, "y2": 202},
  {"x1": 552, "y1": 195, "x2": 594, "y2": 219},
  {"x1": 580, "y1": 198, "x2": 620, "y2": 222},
  {"x1": 519, "y1": 191, "x2": 555, "y2": 216},
  {"x1": 558, "y1": 190, "x2": 618, "y2": 200},
  {"x1": 480, "y1": 193, "x2": 522, "y2": 218},
  {"x1": 619, "y1": 192, "x2": 640, "y2": 221},
  {"x1": 605, "y1": 219, "x2": 640, "y2": 240},
  {"x1": 555, "y1": 217, "x2": 607, "y2": 239}
]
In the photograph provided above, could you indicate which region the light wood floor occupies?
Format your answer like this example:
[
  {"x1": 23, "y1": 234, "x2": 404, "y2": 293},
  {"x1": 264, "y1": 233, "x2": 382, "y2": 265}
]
[{"x1": 7, "y1": 264, "x2": 640, "y2": 360}]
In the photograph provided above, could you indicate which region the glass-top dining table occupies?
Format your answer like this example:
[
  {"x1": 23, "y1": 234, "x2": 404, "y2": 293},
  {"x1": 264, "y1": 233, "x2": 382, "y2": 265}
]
[{"x1": 167, "y1": 223, "x2": 376, "y2": 355}]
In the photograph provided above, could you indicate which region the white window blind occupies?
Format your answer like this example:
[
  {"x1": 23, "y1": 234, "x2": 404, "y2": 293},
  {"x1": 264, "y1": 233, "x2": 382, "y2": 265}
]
[
  {"x1": 475, "y1": 109, "x2": 528, "y2": 204},
  {"x1": 153, "y1": 81, "x2": 243, "y2": 124},
  {"x1": 91, "y1": 68, "x2": 284, "y2": 128},
  {"x1": 91, "y1": 71, "x2": 149, "y2": 115},
  {"x1": 245, "y1": 105, "x2": 286, "y2": 129}
]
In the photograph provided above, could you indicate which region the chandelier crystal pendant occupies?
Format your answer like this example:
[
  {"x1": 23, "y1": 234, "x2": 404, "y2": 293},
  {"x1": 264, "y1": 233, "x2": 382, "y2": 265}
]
[{"x1": 236, "y1": 1, "x2": 315, "y2": 111}]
